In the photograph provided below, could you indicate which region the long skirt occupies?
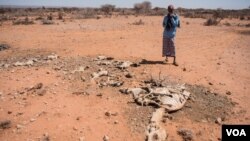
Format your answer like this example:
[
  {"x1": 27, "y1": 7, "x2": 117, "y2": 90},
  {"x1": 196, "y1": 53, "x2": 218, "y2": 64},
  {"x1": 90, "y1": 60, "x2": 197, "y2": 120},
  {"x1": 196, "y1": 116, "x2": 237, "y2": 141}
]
[{"x1": 162, "y1": 37, "x2": 175, "y2": 57}]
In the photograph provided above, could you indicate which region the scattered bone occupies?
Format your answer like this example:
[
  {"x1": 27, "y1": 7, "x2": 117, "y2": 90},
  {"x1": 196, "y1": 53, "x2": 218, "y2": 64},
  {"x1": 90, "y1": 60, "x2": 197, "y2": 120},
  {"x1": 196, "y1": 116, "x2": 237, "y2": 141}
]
[
  {"x1": 94, "y1": 56, "x2": 114, "y2": 61},
  {"x1": 91, "y1": 69, "x2": 108, "y2": 79},
  {"x1": 27, "y1": 83, "x2": 43, "y2": 91},
  {"x1": 133, "y1": 85, "x2": 190, "y2": 112},
  {"x1": 47, "y1": 54, "x2": 58, "y2": 60},
  {"x1": 119, "y1": 88, "x2": 147, "y2": 96},
  {"x1": 116, "y1": 61, "x2": 133, "y2": 69},
  {"x1": 71, "y1": 66, "x2": 89, "y2": 73},
  {"x1": 107, "y1": 80, "x2": 124, "y2": 87},
  {"x1": 14, "y1": 59, "x2": 35, "y2": 66},
  {"x1": 72, "y1": 91, "x2": 89, "y2": 96},
  {"x1": 103, "y1": 135, "x2": 109, "y2": 141},
  {"x1": 30, "y1": 118, "x2": 36, "y2": 122},
  {"x1": 146, "y1": 108, "x2": 167, "y2": 141},
  {"x1": 95, "y1": 56, "x2": 107, "y2": 61},
  {"x1": 26, "y1": 83, "x2": 47, "y2": 96},
  {"x1": 16, "y1": 124, "x2": 24, "y2": 130},
  {"x1": 215, "y1": 117, "x2": 222, "y2": 125},
  {"x1": 97, "y1": 61, "x2": 112, "y2": 65}
]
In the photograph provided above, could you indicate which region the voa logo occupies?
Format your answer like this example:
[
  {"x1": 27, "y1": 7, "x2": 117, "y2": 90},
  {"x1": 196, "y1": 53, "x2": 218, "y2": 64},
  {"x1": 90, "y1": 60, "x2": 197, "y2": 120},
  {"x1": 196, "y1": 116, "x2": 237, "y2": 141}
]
[{"x1": 226, "y1": 129, "x2": 246, "y2": 136}]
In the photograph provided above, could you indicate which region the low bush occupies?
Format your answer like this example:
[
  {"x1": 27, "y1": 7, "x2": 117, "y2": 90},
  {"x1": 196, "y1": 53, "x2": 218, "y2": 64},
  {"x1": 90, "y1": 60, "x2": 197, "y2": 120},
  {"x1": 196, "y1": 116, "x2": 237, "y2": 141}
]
[
  {"x1": 42, "y1": 19, "x2": 54, "y2": 25},
  {"x1": 204, "y1": 17, "x2": 221, "y2": 26},
  {"x1": 13, "y1": 17, "x2": 34, "y2": 25},
  {"x1": 132, "y1": 19, "x2": 144, "y2": 25}
]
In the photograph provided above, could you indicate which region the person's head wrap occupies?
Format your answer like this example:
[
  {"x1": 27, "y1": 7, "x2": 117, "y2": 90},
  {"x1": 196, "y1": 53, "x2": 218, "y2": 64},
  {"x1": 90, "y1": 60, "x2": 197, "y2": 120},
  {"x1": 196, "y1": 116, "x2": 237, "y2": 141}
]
[{"x1": 168, "y1": 5, "x2": 174, "y2": 13}]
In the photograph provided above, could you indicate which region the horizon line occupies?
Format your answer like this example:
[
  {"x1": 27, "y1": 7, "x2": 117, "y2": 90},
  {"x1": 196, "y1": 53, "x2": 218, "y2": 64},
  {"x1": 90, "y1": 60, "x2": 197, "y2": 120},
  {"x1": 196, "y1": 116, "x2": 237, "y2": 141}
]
[{"x1": 0, "y1": 4, "x2": 249, "y2": 10}]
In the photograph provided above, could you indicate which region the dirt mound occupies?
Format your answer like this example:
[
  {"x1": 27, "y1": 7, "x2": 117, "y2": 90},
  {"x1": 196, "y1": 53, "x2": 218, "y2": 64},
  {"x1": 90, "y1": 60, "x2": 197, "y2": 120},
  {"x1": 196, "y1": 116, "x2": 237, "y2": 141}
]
[{"x1": 171, "y1": 85, "x2": 234, "y2": 123}]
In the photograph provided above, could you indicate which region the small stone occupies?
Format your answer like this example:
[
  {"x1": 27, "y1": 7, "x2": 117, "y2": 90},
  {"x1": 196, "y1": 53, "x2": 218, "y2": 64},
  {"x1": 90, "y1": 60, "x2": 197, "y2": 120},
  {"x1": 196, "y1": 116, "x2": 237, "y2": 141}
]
[
  {"x1": 4, "y1": 64, "x2": 10, "y2": 68},
  {"x1": 33, "y1": 83, "x2": 43, "y2": 90},
  {"x1": 103, "y1": 135, "x2": 109, "y2": 141},
  {"x1": 37, "y1": 89, "x2": 46, "y2": 96},
  {"x1": 79, "y1": 137, "x2": 85, "y2": 141},
  {"x1": 183, "y1": 68, "x2": 187, "y2": 71},
  {"x1": 125, "y1": 72, "x2": 133, "y2": 78},
  {"x1": 114, "y1": 120, "x2": 119, "y2": 124},
  {"x1": 81, "y1": 76, "x2": 86, "y2": 82},
  {"x1": 73, "y1": 126, "x2": 78, "y2": 131},
  {"x1": 96, "y1": 93, "x2": 103, "y2": 97},
  {"x1": 7, "y1": 111, "x2": 12, "y2": 114},
  {"x1": 177, "y1": 128, "x2": 193, "y2": 141},
  {"x1": 41, "y1": 133, "x2": 50, "y2": 141},
  {"x1": 226, "y1": 91, "x2": 231, "y2": 95},
  {"x1": 0, "y1": 44, "x2": 10, "y2": 51},
  {"x1": 16, "y1": 124, "x2": 24, "y2": 129},
  {"x1": 30, "y1": 118, "x2": 36, "y2": 122},
  {"x1": 105, "y1": 111, "x2": 111, "y2": 117},
  {"x1": 208, "y1": 82, "x2": 213, "y2": 85},
  {"x1": 215, "y1": 117, "x2": 222, "y2": 125},
  {"x1": 76, "y1": 116, "x2": 81, "y2": 120},
  {"x1": 0, "y1": 120, "x2": 11, "y2": 129}
]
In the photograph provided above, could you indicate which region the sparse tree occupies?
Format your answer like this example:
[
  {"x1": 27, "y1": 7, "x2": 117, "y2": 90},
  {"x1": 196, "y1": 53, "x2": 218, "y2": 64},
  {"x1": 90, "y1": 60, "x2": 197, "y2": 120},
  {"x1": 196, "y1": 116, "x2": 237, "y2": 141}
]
[
  {"x1": 134, "y1": 1, "x2": 152, "y2": 14},
  {"x1": 134, "y1": 3, "x2": 143, "y2": 14},
  {"x1": 141, "y1": 1, "x2": 152, "y2": 12},
  {"x1": 101, "y1": 4, "x2": 115, "y2": 15}
]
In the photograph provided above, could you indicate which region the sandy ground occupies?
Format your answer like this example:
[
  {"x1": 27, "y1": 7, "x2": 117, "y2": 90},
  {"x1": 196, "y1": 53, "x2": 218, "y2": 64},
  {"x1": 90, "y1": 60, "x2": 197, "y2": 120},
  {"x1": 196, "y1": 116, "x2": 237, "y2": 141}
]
[{"x1": 0, "y1": 16, "x2": 250, "y2": 141}]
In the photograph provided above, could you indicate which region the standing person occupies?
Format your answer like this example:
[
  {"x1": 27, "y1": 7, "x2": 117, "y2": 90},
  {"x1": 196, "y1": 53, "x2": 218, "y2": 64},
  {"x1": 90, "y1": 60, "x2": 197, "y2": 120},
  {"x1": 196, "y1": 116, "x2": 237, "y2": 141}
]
[{"x1": 162, "y1": 5, "x2": 180, "y2": 66}]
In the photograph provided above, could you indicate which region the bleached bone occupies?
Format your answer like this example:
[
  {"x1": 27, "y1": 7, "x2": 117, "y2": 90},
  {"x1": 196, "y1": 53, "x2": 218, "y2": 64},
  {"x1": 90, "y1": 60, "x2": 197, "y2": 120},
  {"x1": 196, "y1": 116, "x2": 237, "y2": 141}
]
[
  {"x1": 146, "y1": 108, "x2": 167, "y2": 141},
  {"x1": 135, "y1": 86, "x2": 190, "y2": 112},
  {"x1": 91, "y1": 69, "x2": 108, "y2": 79}
]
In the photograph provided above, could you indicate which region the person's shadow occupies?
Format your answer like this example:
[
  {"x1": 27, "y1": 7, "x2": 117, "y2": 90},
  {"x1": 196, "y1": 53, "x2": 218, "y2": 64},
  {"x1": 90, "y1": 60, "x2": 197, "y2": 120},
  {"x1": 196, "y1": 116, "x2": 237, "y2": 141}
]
[{"x1": 139, "y1": 59, "x2": 167, "y2": 65}]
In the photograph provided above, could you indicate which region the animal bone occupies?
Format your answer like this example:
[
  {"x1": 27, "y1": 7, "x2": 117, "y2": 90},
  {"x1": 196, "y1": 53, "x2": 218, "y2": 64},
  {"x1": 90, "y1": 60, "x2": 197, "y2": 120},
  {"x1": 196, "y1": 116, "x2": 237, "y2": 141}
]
[
  {"x1": 91, "y1": 69, "x2": 108, "y2": 79},
  {"x1": 146, "y1": 108, "x2": 167, "y2": 141}
]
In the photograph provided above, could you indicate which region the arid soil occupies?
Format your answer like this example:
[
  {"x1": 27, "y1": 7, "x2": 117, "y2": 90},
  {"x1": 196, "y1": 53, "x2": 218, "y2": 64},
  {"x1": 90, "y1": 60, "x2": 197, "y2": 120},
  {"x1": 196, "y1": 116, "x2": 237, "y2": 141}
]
[{"x1": 0, "y1": 16, "x2": 250, "y2": 141}]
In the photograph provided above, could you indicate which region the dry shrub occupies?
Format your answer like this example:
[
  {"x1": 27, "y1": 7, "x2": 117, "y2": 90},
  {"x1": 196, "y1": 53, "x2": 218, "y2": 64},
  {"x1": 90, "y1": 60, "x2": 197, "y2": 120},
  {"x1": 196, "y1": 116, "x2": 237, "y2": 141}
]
[
  {"x1": 42, "y1": 19, "x2": 54, "y2": 25},
  {"x1": 35, "y1": 16, "x2": 43, "y2": 20},
  {"x1": 239, "y1": 16, "x2": 245, "y2": 20},
  {"x1": 58, "y1": 12, "x2": 63, "y2": 20},
  {"x1": 204, "y1": 17, "x2": 221, "y2": 26},
  {"x1": 96, "y1": 16, "x2": 101, "y2": 20},
  {"x1": 239, "y1": 30, "x2": 250, "y2": 35},
  {"x1": 101, "y1": 4, "x2": 115, "y2": 15},
  {"x1": 134, "y1": 1, "x2": 152, "y2": 15},
  {"x1": 47, "y1": 13, "x2": 53, "y2": 20},
  {"x1": 13, "y1": 17, "x2": 34, "y2": 25},
  {"x1": 224, "y1": 22, "x2": 231, "y2": 26},
  {"x1": 74, "y1": 9, "x2": 97, "y2": 19},
  {"x1": 0, "y1": 15, "x2": 9, "y2": 22},
  {"x1": 132, "y1": 19, "x2": 144, "y2": 25}
]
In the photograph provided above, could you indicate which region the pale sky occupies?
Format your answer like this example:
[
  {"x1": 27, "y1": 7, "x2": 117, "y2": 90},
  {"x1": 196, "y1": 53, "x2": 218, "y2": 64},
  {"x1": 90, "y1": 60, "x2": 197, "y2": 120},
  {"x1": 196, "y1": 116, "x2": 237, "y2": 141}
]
[{"x1": 0, "y1": 0, "x2": 249, "y2": 9}]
